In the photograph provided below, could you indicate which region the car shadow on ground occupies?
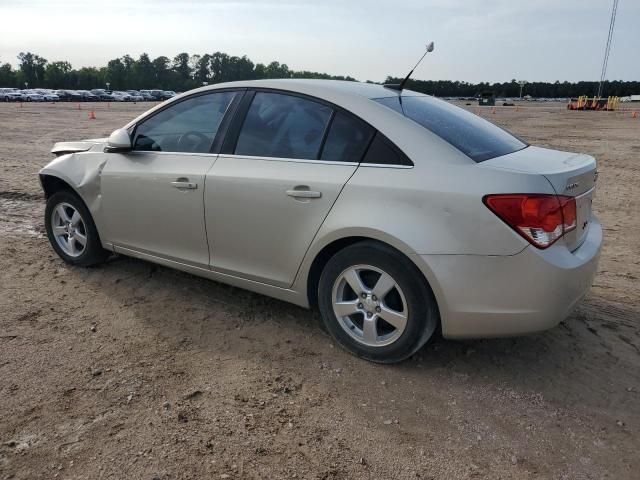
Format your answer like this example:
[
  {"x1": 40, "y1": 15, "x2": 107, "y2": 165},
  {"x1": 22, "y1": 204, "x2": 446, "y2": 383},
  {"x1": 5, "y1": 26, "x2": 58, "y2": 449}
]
[{"x1": 75, "y1": 252, "x2": 639, "y2": 412}]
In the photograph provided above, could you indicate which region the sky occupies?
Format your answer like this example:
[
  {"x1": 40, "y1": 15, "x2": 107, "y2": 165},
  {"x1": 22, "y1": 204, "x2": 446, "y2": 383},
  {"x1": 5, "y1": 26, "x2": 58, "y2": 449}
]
[{"x1": 0, "y1": 0, "x2": 638, "y2": 83}]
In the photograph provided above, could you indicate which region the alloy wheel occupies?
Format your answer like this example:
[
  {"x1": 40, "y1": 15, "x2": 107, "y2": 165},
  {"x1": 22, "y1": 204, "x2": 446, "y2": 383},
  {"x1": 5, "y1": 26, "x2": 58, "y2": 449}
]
[
  {"x1": 332, "y1": 265, "x2": 408, "y2": 347},
  {"x1": 51, "y1": 202, "x2": 88, "y2": 257}
]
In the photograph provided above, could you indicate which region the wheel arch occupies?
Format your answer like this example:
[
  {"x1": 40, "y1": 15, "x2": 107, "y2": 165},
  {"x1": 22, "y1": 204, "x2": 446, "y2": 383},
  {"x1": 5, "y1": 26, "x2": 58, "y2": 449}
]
[
  {"x1": 40, "y1": 173, "x2": 79, "y2": 199},
  {"x1": 302, "y1": 232, "x2": 444, "y2": 326}
]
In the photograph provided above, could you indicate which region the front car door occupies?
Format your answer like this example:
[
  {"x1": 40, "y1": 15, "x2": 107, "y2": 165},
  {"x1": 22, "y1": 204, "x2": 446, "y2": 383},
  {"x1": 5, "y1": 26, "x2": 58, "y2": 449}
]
[
  {"x1": 205, "y1": 90, "x2": 374, "y2": 287},
  {"x1": 100, "y1": 90, "x2": 239, "y2": 268}
]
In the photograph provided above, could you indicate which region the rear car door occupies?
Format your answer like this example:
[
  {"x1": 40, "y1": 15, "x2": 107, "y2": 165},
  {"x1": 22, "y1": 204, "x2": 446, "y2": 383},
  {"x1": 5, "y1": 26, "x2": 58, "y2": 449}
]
[
  {"x1": 205, "y1": 90, "x2": 374, "y2": 287},
  {"x1": 100, "y1": 91, "x2": 239, "y2": 267}
]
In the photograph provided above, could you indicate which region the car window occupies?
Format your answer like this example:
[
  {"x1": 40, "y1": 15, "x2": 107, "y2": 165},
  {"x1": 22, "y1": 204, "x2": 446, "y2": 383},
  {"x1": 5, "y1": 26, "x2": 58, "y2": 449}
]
[
  {"x1": 320, "y1": 112, "x2": 374, "y2": 163},
  {"x1": 133, "y1": 92, "x2": 236, "y2": 153},
  {"x1": 235, "y1": 92, "x2": 332, "y2": 160},
  {"x1": 362, "y1": 132, "x2": 413, "y2": 166},
  {"x1": 374, "y1": 95, "x2": 526, "y2": 162}
]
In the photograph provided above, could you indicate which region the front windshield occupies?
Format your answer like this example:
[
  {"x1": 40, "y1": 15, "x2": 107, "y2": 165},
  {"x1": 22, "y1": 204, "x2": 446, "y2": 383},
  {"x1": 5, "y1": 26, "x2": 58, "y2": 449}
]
[{"x1": 374, "y1": 95, "x2": 527, "y2": 162}]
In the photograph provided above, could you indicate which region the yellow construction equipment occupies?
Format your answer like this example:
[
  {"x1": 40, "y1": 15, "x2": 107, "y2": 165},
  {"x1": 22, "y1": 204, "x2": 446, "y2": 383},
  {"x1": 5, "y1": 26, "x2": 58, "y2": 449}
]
[{"x1": 568, "y1": 95, "x2": 619, "y2": 111}]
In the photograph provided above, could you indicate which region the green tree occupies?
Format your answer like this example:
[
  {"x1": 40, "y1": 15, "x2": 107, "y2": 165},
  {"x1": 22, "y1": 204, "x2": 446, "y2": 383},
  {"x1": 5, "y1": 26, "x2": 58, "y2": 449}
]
[
  {"x1": 44, "y1": 61, "x2": 72, "y2": 88},
  {"x1": 0, "y1": 63, "x2": 17, "y2": 87},
  {"x1": 17, "y1": 51, "x2": 47, "y2": 87}
]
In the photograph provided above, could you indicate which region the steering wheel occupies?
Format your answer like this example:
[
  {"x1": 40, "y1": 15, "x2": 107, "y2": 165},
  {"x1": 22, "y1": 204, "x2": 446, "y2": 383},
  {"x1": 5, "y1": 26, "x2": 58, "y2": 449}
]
[{"x1": 176, "y1": 131, "x2": 210, "y2": 153}]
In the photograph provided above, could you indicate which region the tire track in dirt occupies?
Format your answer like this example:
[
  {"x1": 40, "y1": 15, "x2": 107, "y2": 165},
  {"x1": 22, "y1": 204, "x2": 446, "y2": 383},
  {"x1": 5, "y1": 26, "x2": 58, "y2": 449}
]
[{"x1": 0, "y1": 192, "x2": 44, "y2": 238}]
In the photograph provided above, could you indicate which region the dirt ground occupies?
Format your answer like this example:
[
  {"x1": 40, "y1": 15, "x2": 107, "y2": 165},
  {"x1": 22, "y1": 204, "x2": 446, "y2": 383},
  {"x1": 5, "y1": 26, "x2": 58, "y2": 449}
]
[{"x1": 0, "y1": 99, "x2": 638, "y2": 480}]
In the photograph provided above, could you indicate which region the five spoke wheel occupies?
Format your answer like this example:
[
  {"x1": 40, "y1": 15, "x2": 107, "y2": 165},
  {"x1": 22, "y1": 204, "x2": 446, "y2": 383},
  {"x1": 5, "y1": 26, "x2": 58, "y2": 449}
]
[
  {"x1": 332, "y1": 265, "x2": 408, "y2": 347},
  {"x1": 51, "y1": 202, "x2": 87, "y2": 257}
]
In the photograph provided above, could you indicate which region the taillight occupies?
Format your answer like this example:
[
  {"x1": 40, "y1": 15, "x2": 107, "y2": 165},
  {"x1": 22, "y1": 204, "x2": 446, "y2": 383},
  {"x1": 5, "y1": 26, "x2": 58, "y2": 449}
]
[{"x1": 483, "y1": 194, "x2": 577, "y2": 249}]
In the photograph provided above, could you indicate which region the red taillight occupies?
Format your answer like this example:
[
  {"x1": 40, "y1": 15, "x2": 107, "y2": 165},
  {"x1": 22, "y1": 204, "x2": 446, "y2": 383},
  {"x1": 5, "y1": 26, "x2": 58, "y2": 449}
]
[{"x1": 483, "y1": 194, "x2": 577, "y2": 249}]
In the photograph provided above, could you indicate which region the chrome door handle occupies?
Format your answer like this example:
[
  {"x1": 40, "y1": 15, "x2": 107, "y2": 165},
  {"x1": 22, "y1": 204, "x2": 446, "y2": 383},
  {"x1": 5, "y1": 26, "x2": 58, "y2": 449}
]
[
  {"x1": 171, "y1": 181, "x2": 198, "y2": 190},
  {"x1": 286, "y1": 189, "x2": 322, "y2": 199}
]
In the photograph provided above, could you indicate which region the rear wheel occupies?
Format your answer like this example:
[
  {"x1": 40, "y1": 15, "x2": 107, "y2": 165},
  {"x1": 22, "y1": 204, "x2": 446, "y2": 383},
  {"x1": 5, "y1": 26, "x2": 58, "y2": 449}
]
[
  {"x1": 318, "y1": 241, "x2": 438, "y2": 363},
  {"x1": 44, "y1": 190, "x2": 110, "y2": 267}
]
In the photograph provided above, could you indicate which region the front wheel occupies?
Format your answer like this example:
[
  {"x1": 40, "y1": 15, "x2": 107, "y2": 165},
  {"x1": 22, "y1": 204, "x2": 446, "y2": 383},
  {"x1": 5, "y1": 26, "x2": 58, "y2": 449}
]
[
  {"x1": 318, "y1": 241, "x2": 439, "y2": 363},
  {"x1": 45, "y1": 190, "x2": 110, "y2": 267}
]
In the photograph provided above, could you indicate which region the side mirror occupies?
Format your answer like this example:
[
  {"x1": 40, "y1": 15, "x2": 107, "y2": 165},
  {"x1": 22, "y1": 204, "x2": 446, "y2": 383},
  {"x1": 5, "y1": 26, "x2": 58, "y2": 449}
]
[{"x1": 105, "y1": 128, "x2": 132, "y2": 153}]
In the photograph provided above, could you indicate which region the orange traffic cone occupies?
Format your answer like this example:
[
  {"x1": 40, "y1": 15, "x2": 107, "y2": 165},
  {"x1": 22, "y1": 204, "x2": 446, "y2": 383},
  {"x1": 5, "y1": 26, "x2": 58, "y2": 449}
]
[
  {"x1": 632, "y1": 111, "x2": 638, "y2": 119},
  {"x1": 88, "y1": 111, "x2": 96, "y2": 120},
  {"x1": 491, "y1": 107, "x2": 496, "y2": 114},
  {"x1": 77, "y1": 103, "x2": 81, "y2": 110}
]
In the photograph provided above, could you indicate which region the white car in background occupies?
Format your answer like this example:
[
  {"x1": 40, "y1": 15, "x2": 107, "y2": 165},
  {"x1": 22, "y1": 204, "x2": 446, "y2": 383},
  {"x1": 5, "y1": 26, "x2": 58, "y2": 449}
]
[
  {"x1": 112, "y1": 91, "x2": 133, "y2": 102},
  {"x1": 1, "y1": 88, "x2": 23, "y2": 101},
  {"x1": 20, "y1": 90, "x2": 45, "y2": 102},
  {"x1": 35, "y1": 89, "x2": 60, "y2": 102}
]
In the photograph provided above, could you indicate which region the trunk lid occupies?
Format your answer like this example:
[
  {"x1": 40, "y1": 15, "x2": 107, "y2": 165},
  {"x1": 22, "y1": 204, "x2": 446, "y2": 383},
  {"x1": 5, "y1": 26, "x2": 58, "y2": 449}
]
[{"x1": 482, "y1": 146, "x2": 597, "y2": 251}]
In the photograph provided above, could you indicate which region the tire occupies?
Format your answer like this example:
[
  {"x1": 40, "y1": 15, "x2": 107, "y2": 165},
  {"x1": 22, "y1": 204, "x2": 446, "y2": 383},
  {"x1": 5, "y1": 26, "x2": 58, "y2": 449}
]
[
  {"x1": 318, "y1": 241, "x2": 439, "y2": 364},
  {"x1": 44, "y1": 190, "x2": 110, "y2": 267}
]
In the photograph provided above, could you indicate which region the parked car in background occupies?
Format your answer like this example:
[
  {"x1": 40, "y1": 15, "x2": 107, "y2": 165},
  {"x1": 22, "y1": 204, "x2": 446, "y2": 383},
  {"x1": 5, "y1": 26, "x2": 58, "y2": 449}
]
[
  {"x1": 40, "y1": 79, "x2": 602, "y2": 363},
  {"x1": 76, "y1": 90, "x2": 99, "y2": 102},
  {"x1": 125, "y1": 90, "x2": 144, "y2": 102},
  {"x1": 55, "y1": 90, "x2": 84, "y2": 102},
  {"x1": 0, "y1": 88, "x2": 23, "y2": 102},
  {"x1": 20, "y1": 90, "x2": 45, "y2": 102},
  {"x1": 91, "y1": 89, "x2": 115, "y2": 101},
  {"x1": 138, "y1": 90, "x2": 156, "y2": 101},
  {"x1": 34, "y1": 89, "x2": 60, "y2": 102},
  {"x1": 163, "y1": 90, "x2": 177, "y2": 100},
  {"x1": 147, "y1": 89, "x2": 167, "y2": 101},
  {"x1": 111, "y1": 91, "x2": 133, "y2": 102}
]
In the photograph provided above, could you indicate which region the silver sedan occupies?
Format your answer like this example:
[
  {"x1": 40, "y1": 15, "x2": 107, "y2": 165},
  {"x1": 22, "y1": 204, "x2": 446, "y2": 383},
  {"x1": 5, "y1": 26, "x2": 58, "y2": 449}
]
[{"x1": 40, "y1": 79, "x2": 602, "y2": 363}]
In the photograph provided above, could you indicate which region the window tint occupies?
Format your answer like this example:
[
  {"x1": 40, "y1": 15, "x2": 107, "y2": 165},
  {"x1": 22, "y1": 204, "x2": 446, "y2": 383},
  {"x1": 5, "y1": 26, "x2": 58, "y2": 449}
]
[
  {"x1": 362, "y1": 133, "x2": 412, "y2": 166},
  {"x1": 235, "y1": 92, "x2": 332, "y2": 160},
  {"x1": 133, "y1": 92, "x2": 236, "y2": 153},
  {"x1": 374, "y1": 96, "x2": 526, "y2": 162},
  {"x1": 320, "y1": 112, "x2": 374, "y2": 163}
]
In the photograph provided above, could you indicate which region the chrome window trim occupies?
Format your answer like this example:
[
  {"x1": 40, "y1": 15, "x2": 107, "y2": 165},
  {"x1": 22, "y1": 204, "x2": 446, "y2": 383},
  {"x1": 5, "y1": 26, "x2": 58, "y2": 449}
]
[
  {"x1": 126, "y1": 150, "x2": 219, "y2": 158},
  {"x1": 217, "y1": 153, "x2": 359, "y2": 167},
  {"x1": 359, "y1": 163, "x2": 414, "y2": 169}
]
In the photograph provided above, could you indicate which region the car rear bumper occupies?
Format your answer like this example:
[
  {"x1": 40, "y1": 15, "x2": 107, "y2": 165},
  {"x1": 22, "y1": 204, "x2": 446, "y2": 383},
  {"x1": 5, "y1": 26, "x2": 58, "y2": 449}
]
[{"x1": 417, "y1": 217, "x2": 602, "y2": 339}]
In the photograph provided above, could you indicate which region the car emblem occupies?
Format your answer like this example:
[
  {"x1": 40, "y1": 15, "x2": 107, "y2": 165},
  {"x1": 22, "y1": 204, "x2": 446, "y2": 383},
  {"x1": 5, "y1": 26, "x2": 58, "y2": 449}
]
[{"x1": 565, "y1": 182, "x2": 580, "y2": 191}]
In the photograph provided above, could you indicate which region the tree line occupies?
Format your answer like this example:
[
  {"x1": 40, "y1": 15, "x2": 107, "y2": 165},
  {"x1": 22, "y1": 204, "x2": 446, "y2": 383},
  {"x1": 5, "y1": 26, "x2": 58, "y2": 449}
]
[{"x1": 1, "y1": 51, "x2": 638, "y2": 98}]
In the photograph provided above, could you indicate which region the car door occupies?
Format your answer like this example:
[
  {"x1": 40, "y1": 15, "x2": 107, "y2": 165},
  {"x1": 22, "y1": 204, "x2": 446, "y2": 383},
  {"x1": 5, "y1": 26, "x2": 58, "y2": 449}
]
[
  {"x1": 100, "y1": 90, "x2": 239, "y2": 268},
  {"x1": 205, "y1": 90, "x2": 374, "y2": 288}
]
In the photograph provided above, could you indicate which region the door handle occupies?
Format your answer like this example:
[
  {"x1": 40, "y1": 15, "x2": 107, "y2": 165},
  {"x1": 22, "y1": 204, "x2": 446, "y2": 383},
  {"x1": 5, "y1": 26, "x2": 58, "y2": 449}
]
[
  {"x1": 286, "y1": 189, "x2": 322, "y2": 199},
  {"x1": 171, "y1": 180, "x2": 197, "y2": 190}
]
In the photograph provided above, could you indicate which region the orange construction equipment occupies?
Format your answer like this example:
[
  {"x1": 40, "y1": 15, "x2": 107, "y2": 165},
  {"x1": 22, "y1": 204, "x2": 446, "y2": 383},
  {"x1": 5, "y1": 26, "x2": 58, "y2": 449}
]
[{"x1": 88, "y1": 111, "x2": 96, "y2": 120}]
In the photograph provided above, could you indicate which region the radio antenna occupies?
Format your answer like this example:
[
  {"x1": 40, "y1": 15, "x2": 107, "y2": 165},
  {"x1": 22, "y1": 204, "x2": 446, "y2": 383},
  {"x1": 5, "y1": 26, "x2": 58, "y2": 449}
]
[{"x1": 385, "y1": 42, "x2": 435, "y2": 91}]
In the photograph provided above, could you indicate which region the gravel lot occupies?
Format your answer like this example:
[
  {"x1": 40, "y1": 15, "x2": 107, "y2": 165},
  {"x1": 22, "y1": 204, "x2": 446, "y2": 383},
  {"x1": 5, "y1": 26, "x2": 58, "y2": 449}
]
[{"x1": 1, "y1": 100, "x2": 639, "y2": 479}]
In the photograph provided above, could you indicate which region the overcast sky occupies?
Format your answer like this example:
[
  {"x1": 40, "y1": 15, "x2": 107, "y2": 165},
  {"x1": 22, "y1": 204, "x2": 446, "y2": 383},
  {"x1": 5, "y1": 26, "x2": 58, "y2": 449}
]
[{"x1": 0, "y1": 0, "x2": 638, "y2": 83}]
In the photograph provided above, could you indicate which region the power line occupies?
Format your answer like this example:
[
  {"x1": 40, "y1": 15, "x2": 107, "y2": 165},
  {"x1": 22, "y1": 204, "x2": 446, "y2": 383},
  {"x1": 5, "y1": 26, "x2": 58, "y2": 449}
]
[{"x1": 597, "y1": 0, "x2": 619, "y2": 99}]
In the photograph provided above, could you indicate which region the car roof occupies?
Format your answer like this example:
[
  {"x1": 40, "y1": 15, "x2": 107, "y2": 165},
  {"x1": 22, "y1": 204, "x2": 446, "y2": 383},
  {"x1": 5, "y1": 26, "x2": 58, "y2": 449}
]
[{"x1": 202, "y1": 79, "x2": 424, "y2": 100}]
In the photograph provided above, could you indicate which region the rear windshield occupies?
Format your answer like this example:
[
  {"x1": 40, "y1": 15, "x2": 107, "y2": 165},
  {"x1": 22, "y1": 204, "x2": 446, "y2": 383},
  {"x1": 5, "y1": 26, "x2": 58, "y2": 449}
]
[{"x1": 374, "y1": 95, "x2": 527, "y2": 162}]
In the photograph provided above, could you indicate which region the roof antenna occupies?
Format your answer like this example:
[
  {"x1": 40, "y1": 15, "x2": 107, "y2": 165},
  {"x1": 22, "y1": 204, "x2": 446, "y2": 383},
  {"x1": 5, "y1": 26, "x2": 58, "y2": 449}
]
[{"x1": 385, "y1": 42, "x2": 435, "y2": 91}]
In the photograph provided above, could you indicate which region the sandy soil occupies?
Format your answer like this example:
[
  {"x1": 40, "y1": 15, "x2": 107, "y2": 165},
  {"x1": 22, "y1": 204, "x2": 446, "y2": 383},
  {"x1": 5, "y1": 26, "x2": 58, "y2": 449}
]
[{"x1": 0, "y1": 100, "x2": 639, "y2": 479}]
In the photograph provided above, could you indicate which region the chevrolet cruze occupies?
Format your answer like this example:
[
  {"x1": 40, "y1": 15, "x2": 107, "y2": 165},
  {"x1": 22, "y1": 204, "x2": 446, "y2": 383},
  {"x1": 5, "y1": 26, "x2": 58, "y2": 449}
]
[{"x1": 40, "y1": 79, "x2": 602, "y2": 363}]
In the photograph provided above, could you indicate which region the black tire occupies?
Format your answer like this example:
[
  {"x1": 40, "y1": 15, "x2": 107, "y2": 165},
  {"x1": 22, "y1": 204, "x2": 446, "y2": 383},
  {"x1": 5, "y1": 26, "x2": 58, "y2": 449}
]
[
  {"x1": 44, "y1": 190, "x2": 110, "y2": 267},
  {"x1": 318, "y1": 241, "x2": 439, "y2": 364}
]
